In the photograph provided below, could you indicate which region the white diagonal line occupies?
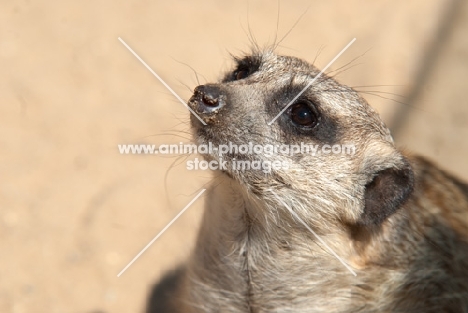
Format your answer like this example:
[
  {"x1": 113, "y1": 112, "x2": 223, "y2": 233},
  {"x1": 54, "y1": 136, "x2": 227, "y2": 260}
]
[
  {"x1": 268, "y1": 38, "x2": 356, "y2": 125},
  {"x1": 117, "y1": 188, "x2": 206, "y2": 277},
  {"x1": 271, "y1": 191, "x2": 357, "y2": 276},
  {"x1": 118, "y1": 37, "x2": 207, "y2": 126}
]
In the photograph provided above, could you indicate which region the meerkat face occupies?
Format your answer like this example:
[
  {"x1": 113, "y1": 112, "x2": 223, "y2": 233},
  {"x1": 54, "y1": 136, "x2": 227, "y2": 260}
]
[{"x1": 188, "y1": 51, "x2": 413, "y2": 226}]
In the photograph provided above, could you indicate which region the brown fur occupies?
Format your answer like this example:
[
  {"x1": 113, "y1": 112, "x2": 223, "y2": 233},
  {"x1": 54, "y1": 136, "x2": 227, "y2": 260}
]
[{"x1": 149, "y1": 51, "x2": 468, "y2": 312}]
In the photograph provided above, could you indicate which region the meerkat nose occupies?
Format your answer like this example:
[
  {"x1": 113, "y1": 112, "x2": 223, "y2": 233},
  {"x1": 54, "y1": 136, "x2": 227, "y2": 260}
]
[{"x1": 189, "y1": 84, "x2": 226, "y2": 114}]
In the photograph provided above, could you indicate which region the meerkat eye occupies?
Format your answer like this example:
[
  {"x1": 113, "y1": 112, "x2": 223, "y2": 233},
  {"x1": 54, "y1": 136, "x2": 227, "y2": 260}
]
[
  {"x1": 234, "y1": 67, "x2": 250, "y2": 80},
  {"x1": 290, "y1": 101, "x2": 319, "y2": 128}
]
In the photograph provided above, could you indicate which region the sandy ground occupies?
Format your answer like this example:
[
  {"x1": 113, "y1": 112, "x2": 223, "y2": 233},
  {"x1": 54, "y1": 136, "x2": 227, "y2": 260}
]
[{"x1": 1, "y1": 0, "x2": 467, "y2": 312}]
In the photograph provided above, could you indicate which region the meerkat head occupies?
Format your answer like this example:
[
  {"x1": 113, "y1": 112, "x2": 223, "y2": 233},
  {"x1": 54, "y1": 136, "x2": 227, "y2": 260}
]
[{"x1": 188, "y1": 50, "x2": 413, "y2": 229}]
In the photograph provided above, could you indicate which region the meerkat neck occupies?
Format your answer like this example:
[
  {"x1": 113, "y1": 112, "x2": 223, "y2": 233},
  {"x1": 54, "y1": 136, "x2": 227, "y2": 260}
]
[
  {"x1": 185, "y1": 177, "x2": 359, "y2": 312},
  {"x1": 185, "y1": 177, "x2": 256, "y2": 312}
]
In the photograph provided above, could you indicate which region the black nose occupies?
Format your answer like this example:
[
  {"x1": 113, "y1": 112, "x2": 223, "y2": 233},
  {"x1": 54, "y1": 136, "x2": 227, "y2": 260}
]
[
  {"x1": 197, "y1": 85, "x2": 220, "y2": 107},
  {"x1": 189, "y1": 84, "x2": 225, "y2": 113}
]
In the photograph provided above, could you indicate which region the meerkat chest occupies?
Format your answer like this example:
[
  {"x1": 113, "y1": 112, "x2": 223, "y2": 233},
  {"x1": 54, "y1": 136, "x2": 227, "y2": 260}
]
[{"x1": 244, "y1": 238, "x2": 362, "y2": 312}]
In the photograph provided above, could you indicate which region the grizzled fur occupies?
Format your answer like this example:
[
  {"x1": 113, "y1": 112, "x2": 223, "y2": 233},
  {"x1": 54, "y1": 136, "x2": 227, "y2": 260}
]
[{"x1": 149, "y1": 51, "x2": 468, "y2": 312}]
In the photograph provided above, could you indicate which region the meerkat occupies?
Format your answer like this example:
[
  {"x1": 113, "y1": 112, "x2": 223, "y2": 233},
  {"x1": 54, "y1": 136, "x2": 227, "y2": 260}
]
[{"x1": 147, "y1": 50, "x2": 468, "y2": 313}]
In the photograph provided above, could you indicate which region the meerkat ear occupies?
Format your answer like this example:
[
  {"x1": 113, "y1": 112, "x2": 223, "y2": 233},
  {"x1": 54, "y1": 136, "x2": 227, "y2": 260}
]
[{"x1": 359, "y1": 159, "x2": 414, "y2": 226}]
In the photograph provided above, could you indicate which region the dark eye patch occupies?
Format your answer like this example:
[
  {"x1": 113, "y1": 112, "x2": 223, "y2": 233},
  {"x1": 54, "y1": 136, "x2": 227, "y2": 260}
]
[
  {"x1": 233, "y1": 67, "x2": 250, "y2": 80},
  {"x1": 267, "y1": 86, "x2": 341, "y2": 145},
  {"x1": 223, "y1": 55, "x2": 261, "y2": 82}
]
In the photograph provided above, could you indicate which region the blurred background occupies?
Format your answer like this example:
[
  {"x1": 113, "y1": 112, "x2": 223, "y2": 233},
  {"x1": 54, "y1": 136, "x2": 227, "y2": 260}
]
[{"x1": 1, "y1": 0, "x2": 467, "y2": 312}]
